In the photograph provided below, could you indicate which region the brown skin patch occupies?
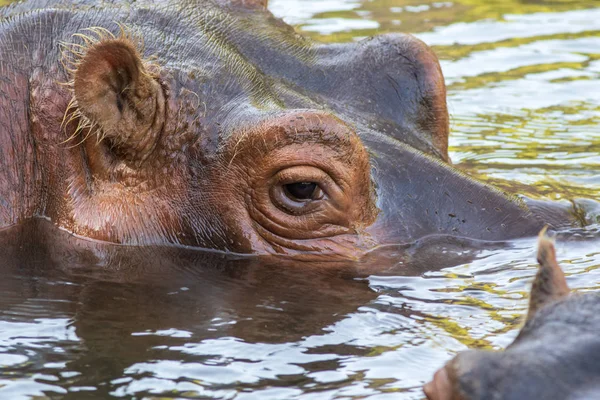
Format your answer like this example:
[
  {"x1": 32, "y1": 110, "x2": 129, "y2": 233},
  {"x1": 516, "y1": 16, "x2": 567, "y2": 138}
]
[
  {"x1": 209, "y1": 112, "x2": 379, "y2": 257},
  {"x1": 56, "y1": 31, "x2": 193, "y2": 245}
]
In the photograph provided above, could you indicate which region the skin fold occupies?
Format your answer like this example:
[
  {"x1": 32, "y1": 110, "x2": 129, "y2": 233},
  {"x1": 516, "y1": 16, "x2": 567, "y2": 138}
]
[
  {"x1": 424, "y1": 231, "x2": 600, "y2": 400},
  {"x1": 0, "y1": 0, "x2": 595, "y2": 259}
]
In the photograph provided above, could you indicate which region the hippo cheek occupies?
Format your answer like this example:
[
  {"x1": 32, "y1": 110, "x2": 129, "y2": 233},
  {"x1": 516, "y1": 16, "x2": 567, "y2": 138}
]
[{"x1": 207, "y1": 111, "x2": 380, "y2": 258}]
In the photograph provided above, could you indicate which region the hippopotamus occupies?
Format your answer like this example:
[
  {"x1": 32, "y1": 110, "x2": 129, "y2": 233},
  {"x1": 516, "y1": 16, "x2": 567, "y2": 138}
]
[
  {"x1": 0, "y1": 0, "x2": 593, "y2": 258},
  {"x1": 424, "y1": 231, "x2": 600, "y2": 400}
]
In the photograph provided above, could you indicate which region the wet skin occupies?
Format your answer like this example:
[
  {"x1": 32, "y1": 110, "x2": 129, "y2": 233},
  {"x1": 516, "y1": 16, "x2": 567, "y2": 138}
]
[
  {"x1": 424, "y1": 233, "x2": 600, "y2": 400},
  {"x1": 0, "y1": 0, "x2": 594, "y2": 258}
]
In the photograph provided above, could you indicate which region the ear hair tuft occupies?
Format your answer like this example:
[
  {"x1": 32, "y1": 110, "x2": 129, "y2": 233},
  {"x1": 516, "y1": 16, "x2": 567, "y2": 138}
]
[{"x1": 59, "y1": 25, "x2": 159, "y2": 148}]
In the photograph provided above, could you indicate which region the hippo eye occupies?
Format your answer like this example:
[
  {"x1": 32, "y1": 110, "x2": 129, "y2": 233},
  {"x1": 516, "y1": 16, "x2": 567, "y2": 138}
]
[
  {"x1": 283, "y1": 182, "x2": 323, "y2": 201},
  {"x1": 268, "y1": 166, "x2": 331, "y2": 216}
]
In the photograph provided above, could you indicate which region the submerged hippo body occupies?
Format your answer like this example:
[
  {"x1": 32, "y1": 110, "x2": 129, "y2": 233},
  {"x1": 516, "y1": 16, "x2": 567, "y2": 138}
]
[
  {"x1": 424, "y1": 233, "x2": 600, "y2": 400},
  {"x1": 0, "y1": 0, "x2": 586, "y2": 257}
]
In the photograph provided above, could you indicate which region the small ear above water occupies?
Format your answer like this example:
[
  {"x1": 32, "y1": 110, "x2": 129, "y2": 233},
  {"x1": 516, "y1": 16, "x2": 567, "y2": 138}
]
[
  {"x1": 74, "y1": 38, "x2": 145, "y2": 128},
  {"x1": 71, "y1": 35, "x2": 164, "y2": 161},
  {"x1": 526, "y1": 228, "x2": 570, "y2": 321}
]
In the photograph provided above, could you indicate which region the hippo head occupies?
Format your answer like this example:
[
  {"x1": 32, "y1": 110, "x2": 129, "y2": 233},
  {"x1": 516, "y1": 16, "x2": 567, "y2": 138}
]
[
  {"x1": 18, "y1": 0, "x2": 554, "y2": 258},
  {"x1": 424, "y1": 231, "x2": 600, "y2": 400}
]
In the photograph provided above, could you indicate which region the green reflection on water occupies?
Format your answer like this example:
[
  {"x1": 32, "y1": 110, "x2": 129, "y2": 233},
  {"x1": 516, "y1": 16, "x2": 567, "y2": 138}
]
[
  {"x1": 426, "y1": 317, "x2": 494, "y2": 349},
  {"x1": 438, "y1": 30, "x2": 600, "y2": 61},
  {"x1": 447, "y1": 60, "x2": 596, "y2": 91},
  {"x1": 292, "y1": 0, "x2": 599, "y2": 43}
]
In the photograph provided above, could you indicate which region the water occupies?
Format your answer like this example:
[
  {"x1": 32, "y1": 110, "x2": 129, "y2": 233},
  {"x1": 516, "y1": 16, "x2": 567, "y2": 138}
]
[{"x1": 1, "y1": 0, "x2": 600, "y2": 399}]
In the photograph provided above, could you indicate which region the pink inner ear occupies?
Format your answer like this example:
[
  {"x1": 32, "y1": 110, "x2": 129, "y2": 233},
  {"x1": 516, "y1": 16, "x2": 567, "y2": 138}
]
[
  {"x1": 424, "y1": 367, "x2": 455, "y2": 400},
  {"x1": 73, "y1": 39, "x2": 145, "y2": 126}
]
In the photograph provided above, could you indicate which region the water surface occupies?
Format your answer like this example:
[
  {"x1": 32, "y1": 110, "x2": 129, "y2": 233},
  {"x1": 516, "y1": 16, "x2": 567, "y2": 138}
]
[{"x1": 1, "y1": 0, "x2": 600, "y2": 399}]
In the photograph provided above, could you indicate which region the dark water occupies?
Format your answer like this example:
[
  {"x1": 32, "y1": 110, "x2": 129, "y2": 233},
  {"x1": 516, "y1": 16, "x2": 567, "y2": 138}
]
[{"x1": 1, "y1": 0, "x2": 600, "y2": 399}]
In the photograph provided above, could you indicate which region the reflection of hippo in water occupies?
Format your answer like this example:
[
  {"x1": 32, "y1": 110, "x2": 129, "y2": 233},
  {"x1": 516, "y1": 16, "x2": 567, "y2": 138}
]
[
  {"x1": 0, "y1": 219, "x2": 383, "y2": 389},
  {"x1": 0, "y1": 0, "x2": 594, "y2": 258},
  {"x1": 424, "y1": 232, "x2": 600, "y2": 400}
]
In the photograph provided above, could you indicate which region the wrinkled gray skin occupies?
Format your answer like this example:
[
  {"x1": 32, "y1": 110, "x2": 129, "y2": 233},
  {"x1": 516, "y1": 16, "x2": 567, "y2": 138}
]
[{"x1": 0, "y1": 0, "x2": 592, "y2": 257}]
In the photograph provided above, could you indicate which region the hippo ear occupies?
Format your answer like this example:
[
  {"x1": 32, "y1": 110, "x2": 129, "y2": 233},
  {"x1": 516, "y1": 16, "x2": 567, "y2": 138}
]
[
  {"x1": 68, "y1": 33, "x2": 165, "y2": 162},
  {"x1": 526, "y1": 228, "x2": 570, "y2": 321}
]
